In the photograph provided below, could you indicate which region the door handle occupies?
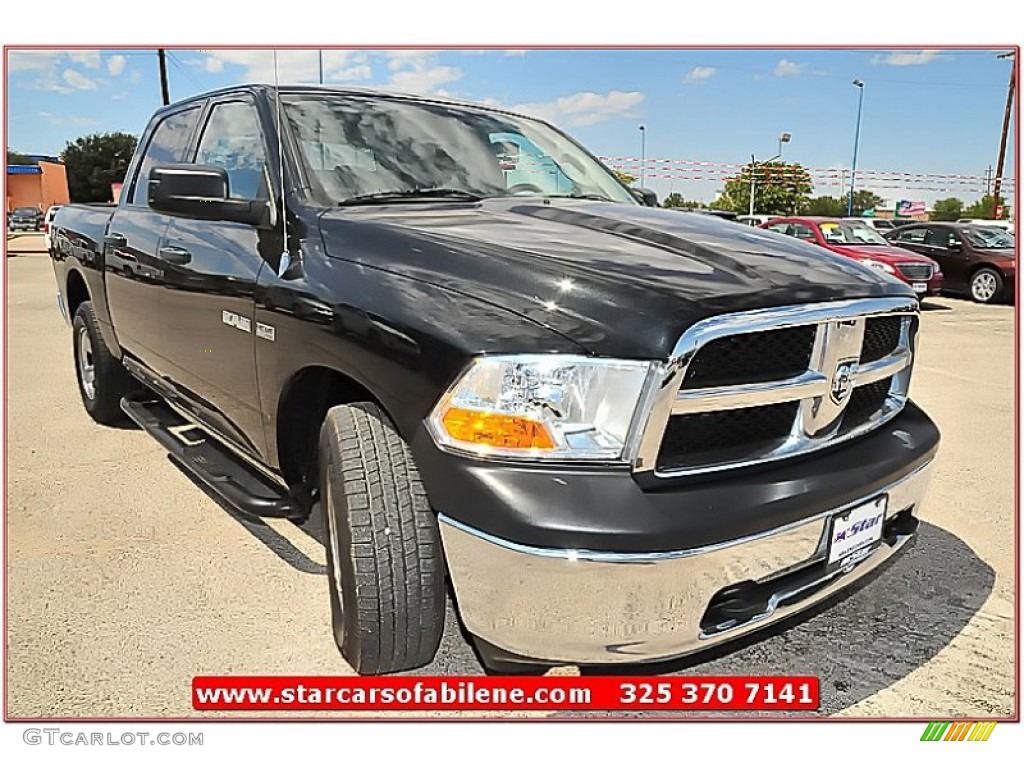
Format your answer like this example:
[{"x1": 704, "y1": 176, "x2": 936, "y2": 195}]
[
  {"x1": 158, "y1": 246, "x2": 192, "y2": 265},
  {"x1": 104, "y1": 232, "x2": 127, "y2": 248}
]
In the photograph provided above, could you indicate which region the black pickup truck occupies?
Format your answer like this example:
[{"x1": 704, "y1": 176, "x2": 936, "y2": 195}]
[{"x1": 51, "y1": 85, "x2": 939, "y2": 674}]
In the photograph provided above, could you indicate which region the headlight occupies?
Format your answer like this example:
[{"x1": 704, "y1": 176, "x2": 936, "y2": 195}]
[
  {"x1": 427, "y1": 355, "x2": 655, "y2": 461},
  {"x1": 861, "y1": 259, "x2": 897, "y2": 275}
]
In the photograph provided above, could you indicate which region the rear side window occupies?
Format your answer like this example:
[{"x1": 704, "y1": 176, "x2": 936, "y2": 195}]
[
  {"x1": 766, "y1": 223, "x2": 790, "y2": 234},
  {"x1": 789, "y1": 223, "x2": 816, "y2": 241},
  {"x1": 894, "y1": 227, "x2": 927, "y2": 244},
  {"x1": 194, "y1": 101, "x2": 268, "y2": 200},
  {"x1": 129, "y1": 107, "x2": 201, "y2": 206}
]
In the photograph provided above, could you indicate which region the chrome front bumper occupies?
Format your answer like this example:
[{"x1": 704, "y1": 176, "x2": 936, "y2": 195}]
[{"x1": 440, "y1": 461, "x2": 933, "y2": 665}]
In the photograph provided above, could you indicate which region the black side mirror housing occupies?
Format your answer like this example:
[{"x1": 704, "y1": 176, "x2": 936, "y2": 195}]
[
  {"x1": 149, "y1": 165, "x2": 268, "y2": 227},
  {"x1": 629, "y1": 187, "x2": 659, "y2": 207}
]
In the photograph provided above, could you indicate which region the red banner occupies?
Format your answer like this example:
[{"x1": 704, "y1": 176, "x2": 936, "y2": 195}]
[{"x1": 193, "y1": 675, "x2": 818, "y2": 712}]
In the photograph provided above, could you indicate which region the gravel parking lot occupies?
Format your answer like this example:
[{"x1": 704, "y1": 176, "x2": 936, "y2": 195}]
[{"x1": 4, "y1": 239, "x2": 1016, "y2": 719}]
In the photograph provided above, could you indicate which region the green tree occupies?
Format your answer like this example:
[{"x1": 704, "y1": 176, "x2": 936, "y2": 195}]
[
  {"x1": 62, "y1": 132, "x2": 138, "y2": 203},
  {"x1": 962, "y1": 194, "x2": 1009, "y2": 220},
  {"x1": 805, "y1": 196, "x2": 847, "y2": 217},
  {"x1": 662, "y1": 192, "x2": 706, "y2": 209},
  {"x1": 613, "y1": 170, "x2": 636, "y2": 186},
  {"x1": 6, "y1": 148, "x2": 37, "y2": 165},
  {"x1": 931, "y1": 197, "x2": 964, "y2": 221},
  {"x1": 711, "y1": 161, "x2": 813, "y2": 215},
  {"x1": 849, "y1": 190, "x2": 885, "y2": 216}
]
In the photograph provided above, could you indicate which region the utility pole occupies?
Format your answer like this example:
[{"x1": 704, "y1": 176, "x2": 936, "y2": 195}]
[
  {"x1": 985, "y1": 165, "x2": 993, "y2": 194},
  {"x1": 992, "y1": 51, "x2": 1015, "y2": 218},
  {"x1": 157, "y1": 49, "x2": 170, "y2": 105},
  {"x1": 318, "y1": 50, "x2": 324, "y2": 85}
]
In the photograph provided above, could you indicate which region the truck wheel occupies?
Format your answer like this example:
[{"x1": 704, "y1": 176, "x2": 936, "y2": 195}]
[
  {"x1": 319, "y1": 402, "x2": 445, "y2": 674},
  {"x1": 969, "y1": 268, "x2": 1004, "y2": 304},
  {"x1": 72, "y1": 301, "x2": 134, "y2": 425}
]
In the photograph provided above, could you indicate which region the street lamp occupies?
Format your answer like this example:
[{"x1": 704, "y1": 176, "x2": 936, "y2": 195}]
[
  {"x1": 639, "y1": 125, "x2": 646, "y2": 187},
  {"x1": 778, "y1": 132, "x2": 792, "y2": 158},
  {"x1": 847, "y1": 79, "x2": 865, "y2": 216}
]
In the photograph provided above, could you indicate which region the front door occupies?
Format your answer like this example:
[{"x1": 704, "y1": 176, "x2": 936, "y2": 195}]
[
  {"x1": 104, "y1": 105, "x2": 202, "y2": 368},
  {"x1": 157, "y1": 98, "x2": 273, "y2": 457}
]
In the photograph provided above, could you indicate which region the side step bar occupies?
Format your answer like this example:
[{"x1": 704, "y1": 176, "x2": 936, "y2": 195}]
[{"x1": 121, "y1": 395, "x2": 302, "y2": 519}]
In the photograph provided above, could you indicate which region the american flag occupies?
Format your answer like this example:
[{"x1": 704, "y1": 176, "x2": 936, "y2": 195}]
[{"x1": 896, "y1": 200, "x2": 927, "y2": 216}]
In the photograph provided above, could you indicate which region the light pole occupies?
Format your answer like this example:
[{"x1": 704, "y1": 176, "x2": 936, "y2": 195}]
[
  {"x1": 639, "y1": 125, "x2": 646, "y2": 187},
  {"x1": 847, "y1": 79, "x2": 865, "y2": 216},
  {"x1": 748, "y1": 150, "x2": 785, "y2": 216},
  {"x1": 778, "y1": 131, "x2": 792, "y2": 158}
]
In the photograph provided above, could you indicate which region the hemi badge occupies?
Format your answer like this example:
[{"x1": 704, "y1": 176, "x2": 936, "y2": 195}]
[{"x1": 256, "y1": 322, "x2": 276, "y2": 342}]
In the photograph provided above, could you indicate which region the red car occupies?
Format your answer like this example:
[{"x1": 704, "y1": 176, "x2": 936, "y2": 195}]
[{"x1": 761, "y1": 217, "x2": 944, "y2": 298}]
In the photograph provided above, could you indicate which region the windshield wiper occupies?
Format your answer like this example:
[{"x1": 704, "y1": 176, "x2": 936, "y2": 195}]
[
  {"x1": 339, "y1": 188, "x2": 485, "y2": 206},
  {"x1": 542, "y1": 193, "x2": 614, "y2": 202}
]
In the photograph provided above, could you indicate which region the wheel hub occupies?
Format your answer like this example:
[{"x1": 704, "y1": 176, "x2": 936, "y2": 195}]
[{"x1": 77, "y1": 327, "x2": 96, "y2": 400}]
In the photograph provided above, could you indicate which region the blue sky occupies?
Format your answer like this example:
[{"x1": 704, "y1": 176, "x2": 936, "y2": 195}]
[{"x1": 6, "y1": 47, "x2": 1017, "y2": 207}]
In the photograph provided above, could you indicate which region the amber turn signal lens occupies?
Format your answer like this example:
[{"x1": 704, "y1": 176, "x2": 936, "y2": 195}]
[{"x1": 440, "y1": 406, "x2": 555, "y2": 450}]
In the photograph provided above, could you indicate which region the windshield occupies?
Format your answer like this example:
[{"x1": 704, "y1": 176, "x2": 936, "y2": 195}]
[
  {"x1": 13, "y1": 208, "x2": 38, "y2": 215},
  {"x1": 282, "y1": 94, "x2": 636, "y2": 206},
  {"x1": 962, "y1": 226, "x2": 1015, "y2": 249},
  {"x1": 820, "y1": 221, "x2": 889, "y2": 245}
]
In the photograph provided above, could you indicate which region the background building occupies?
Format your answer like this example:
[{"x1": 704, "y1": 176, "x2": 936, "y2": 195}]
[{"x1": 6, "y1": 155, "x2": 70, "y2": 212}]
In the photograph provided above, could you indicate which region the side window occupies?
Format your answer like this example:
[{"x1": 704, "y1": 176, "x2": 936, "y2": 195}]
[
  {"x1": 895, "y1": 227, "x2": 926, "y2": 244},
  {"x1": 766, "y1": 223, "x2": 790, "y2": 235},
  {"x1": 129, "y1": 107, "x2": 201, "y2": 205},
  {"x1": 194, "y1": 101, "x2": 268, "y2": 200},
  {"x1": 790, "y1": 223, "x2": 816, "y2": 241},
  {"x1": 923, "y1": 228, "x2": 950, "y2": 247}
]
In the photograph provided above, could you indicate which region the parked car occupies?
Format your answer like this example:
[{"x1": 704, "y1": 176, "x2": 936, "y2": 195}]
[
  {"x1": 737, "y1": 214, "x2": 772, "y2": 227},
  {"x1": 43, "y1": 205, "x2": 62, "y2": 251},
  {"x1": 843, "y1": 217, "x2": 904, "y2": 232},
  {"x1": 8, "y1": 206, "x2": 43, "y2": 231},
  {"x1": 956, "y1": 218, "x2": 1014, "y2": 235},
  {"x1": 50, "y1": 85, "x2": 938, "y2": 674},
  {"x1": 762, "y1": 217, "x2": 943, "y2": 299},
  {"x1": 886, "y1": 222, "x2": 1015, "y2": 303}
]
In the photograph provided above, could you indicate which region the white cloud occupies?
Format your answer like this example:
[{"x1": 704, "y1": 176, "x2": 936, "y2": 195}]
[
  {"x1": 62, "y1": 68, "x2": 98, "y2": 91},
  {"x1": 106, "y1": 54, "x2": 126, "y2": 77},
  {"x1": 68, "y1": 50, "x2": 101, "y2": 69},
  {"x1": 8, "y1": 50, "x2": 61, "y2": 73},
  {"x1": 380, "y1": 51, "x2": 462, "y2": 94},
  {"x1": 752, "y1": 73, "x2": 763, "y2": 82},
  {"x1": 511, "y1": 90, "x2": 645, "y2": 127},
  {"x1": 199, "y1": 49, "x2": 372, "y2": 84},
  {"x1": 389, "y1": 64, "x2": 462, "y2": 94},
  {"x1": 774, "y1": 59, "x2": 806, "y2": 77},
  {"x1": 870, "y1": 50, "x2": 952, "y2": 66},
  {"x1": 685, "y1": 66, "x2": 716, "y2": 82}
]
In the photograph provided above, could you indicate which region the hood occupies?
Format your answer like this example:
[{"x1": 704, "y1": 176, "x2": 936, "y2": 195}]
[
  {"x1": 827, "y1": 243, "x2": 936, "y2": 264},
  {"x1": 318, "y1": 200, "x2": 914, "y2": 359}
]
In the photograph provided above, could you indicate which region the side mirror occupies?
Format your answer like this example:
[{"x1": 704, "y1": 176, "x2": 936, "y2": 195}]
[
  {"x1": 630, "y1": 187, "x2": 659, "y2": 207},
  {"x1": 948, "y1": 240, "x2": 962, "y2": 251},
  {"x1": 149, "y1": 165, "x2": 268, "y2": 227}
]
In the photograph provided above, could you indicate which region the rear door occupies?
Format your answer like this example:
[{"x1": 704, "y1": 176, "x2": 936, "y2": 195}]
[
  {"x1": 156, "y1": 96, "x2": 273, "y2": 456},
  {"x1": 105, "y1": 105, "x2": 202, "y2": 367}
]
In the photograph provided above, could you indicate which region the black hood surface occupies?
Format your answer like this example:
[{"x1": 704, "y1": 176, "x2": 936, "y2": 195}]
[{"x1": 318, "y1": 200, "x2": 914, "y2": 359}]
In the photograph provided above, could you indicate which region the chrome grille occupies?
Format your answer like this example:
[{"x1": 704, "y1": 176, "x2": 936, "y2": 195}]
[
  {"x1": 895, "y1": 263, "x2": 934, "y2": 281},
  {"x1": 632, "y1": 297, "x2": 919, "y2": 477}
]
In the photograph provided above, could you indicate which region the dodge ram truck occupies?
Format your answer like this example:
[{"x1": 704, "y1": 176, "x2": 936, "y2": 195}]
[{"x1": 51, "y1": 85, "x2": 939, "y2": 674}]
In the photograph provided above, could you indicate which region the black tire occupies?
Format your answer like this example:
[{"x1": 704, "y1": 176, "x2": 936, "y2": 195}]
[
  {"x1": 969, "y1": 267, "x2": 1005, "y2": 304},
  {"x1": 319, "y1": 402, "x2": 445, "y2": 674},
  {"x1": 72, "y1": 301, "x2": 135, "y2": 425}
]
